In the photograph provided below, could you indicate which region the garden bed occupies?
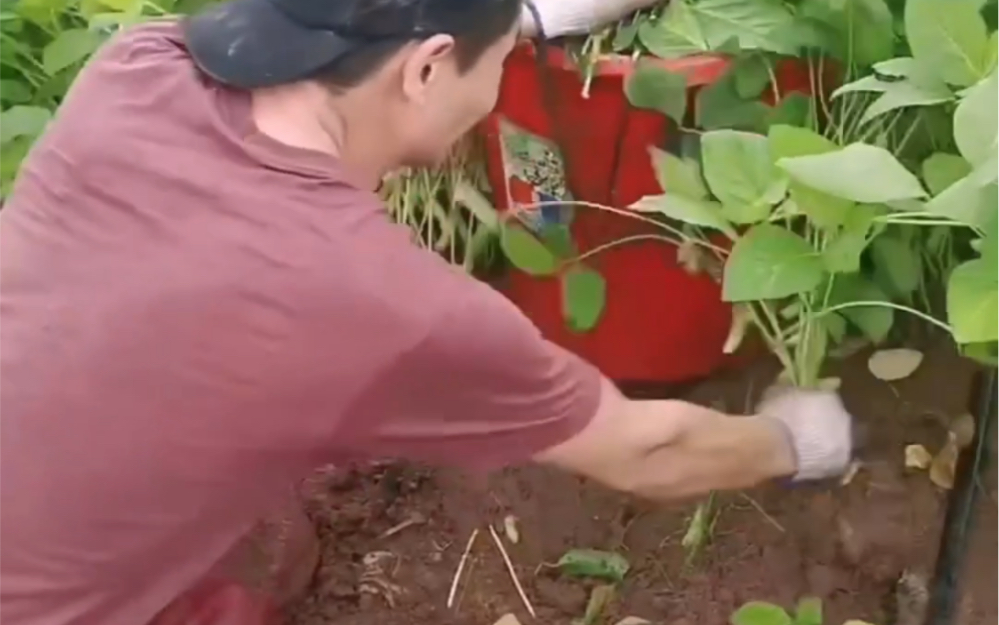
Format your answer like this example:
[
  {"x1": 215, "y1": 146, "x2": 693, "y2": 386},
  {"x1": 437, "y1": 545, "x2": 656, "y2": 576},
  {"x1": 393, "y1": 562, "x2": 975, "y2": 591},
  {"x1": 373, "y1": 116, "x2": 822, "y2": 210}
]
[{"x1": 286, "y1": 343, "x2": 996, "y2": 625}]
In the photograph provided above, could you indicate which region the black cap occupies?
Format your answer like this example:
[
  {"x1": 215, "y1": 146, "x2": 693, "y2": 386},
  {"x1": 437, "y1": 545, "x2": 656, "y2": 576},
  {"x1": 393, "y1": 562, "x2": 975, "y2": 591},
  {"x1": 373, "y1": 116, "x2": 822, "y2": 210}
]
[{"x1": 183, "y1": 0, "x2": 501, "y2": 89}]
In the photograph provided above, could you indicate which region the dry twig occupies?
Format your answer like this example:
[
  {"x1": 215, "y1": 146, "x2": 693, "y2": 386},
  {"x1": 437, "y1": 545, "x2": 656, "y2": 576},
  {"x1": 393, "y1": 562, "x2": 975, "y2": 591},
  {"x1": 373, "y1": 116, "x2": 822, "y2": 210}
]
[
  {"x1": 488, "y1": 524, "x2": 537, "y2": 618},
  {"x1": 446, "y1": 529, "x2": 479, "y2": 609}
]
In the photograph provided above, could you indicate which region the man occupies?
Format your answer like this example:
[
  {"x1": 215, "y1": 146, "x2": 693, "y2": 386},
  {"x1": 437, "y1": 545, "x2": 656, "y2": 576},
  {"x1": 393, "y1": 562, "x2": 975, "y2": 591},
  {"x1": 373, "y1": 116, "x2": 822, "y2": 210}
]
[{"x1": 0, "y1": 0, "x2": 853, "y2": 623}]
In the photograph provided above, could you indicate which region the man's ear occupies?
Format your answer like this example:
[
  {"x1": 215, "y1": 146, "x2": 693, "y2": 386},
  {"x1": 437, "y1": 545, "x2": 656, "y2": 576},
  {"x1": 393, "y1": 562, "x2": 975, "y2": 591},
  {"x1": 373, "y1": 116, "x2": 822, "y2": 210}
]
[{"x1": 400, "y1": 34, "x2": 456, "y2": 102}]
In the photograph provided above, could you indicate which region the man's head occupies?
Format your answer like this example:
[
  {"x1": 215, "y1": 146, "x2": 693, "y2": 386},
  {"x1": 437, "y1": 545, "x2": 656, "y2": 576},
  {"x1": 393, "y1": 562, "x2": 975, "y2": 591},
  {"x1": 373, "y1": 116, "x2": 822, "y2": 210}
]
[{"x1": 184, "y1": 0, "x2": 522, "y2": 173}]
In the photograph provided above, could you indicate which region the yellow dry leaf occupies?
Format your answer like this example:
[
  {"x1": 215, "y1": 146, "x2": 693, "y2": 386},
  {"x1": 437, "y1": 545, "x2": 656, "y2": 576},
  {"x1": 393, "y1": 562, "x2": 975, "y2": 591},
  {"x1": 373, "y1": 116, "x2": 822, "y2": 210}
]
[
  {"x1": 502, "y1": 514, "x2": 520, "y2": 544},
  {"x1": 904, "y1": 444, "x2": 933, "y2": 470},
  {"x1": 929, "y1": 433, "x2": 959, "y2": 490},
  {"x1": 949, "y1": 413, "x2": 975, "y2": 450},
  {"x1": 868, "y1": 348, "x2": 924, "y2": 381},
  {"x1": 492, "y1": 614, "x2": 522, "y2": 625}
]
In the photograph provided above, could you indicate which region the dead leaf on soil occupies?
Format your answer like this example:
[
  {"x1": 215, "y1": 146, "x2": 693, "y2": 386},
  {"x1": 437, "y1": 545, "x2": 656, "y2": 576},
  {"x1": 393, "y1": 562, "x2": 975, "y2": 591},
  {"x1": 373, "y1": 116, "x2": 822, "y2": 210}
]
[
  {"x1": 492, "y1": 614, "x2": 522, "y2": 625},
  {"x1": 894, "y1": 569, "x2": 929, "y2": 625},
  {"x1": 929, "y1": 433, "x2": 959, "y2": 490},
  {"x1": 867, "y1": 348, "x2": 924, "y2": 382},
  {"x1": 723, "y1": 304, "x2": 751, "y2": 354},
  {"x1": 949, "y1": 413, "x2": 975, "y2": 449},
  {"x1": 502, "y1": 514, "x2": 520, "y2": 544},
  {"x1": 613, "y1": 618, "x2": 651, "y2": 625},
  {"x1": 843, "y1": 621, "x2": 877, "y2": 625},
  {"x1": 904, "y1": 444, "x2": 934, "y2": 470}
]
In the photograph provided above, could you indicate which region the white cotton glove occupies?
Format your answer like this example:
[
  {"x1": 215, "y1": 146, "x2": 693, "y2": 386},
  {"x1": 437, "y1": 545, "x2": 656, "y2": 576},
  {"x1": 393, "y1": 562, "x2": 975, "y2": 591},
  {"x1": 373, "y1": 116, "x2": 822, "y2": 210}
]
[
  {"x1": 519, "y1": 0, "x2": 662, "y2": 39},
  {"x1": 757, "y1": 386, "x2": 854, "y2": 482}
]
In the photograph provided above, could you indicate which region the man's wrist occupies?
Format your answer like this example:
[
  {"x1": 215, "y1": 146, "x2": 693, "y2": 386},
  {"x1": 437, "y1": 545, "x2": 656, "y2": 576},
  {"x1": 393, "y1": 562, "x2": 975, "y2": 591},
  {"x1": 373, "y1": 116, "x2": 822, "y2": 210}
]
[{"x1": 754, "y1": 415, "x2": 799, "y2": 480}]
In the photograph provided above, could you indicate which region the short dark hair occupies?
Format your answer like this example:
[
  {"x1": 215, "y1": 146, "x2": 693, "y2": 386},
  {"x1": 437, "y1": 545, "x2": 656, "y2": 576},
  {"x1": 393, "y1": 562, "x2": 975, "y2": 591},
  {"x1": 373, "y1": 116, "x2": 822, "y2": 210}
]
[{"x1": 313, "y1": 0, "x2": 522, "y2": 89}]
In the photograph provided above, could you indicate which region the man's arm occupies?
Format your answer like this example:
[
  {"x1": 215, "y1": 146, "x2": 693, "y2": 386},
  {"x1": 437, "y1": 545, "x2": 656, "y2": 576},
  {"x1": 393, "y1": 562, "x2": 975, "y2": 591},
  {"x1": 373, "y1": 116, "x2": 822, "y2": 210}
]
[{"x1": 344, "y1": 273, "x2": 851, "y2": 497}]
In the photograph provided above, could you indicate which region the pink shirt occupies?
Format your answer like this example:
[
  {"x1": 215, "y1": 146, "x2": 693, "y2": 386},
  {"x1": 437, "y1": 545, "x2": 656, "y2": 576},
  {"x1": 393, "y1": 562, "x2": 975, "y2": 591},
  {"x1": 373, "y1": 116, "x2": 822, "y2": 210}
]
[{"x1": 0, "y1": 22, "x2": 601, "y2": 625}]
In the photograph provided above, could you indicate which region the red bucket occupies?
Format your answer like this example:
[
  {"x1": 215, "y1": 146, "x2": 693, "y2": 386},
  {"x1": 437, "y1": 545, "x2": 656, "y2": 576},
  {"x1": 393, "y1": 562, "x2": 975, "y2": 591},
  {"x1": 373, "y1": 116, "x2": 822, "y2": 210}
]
[{"x1": 478, "y1": 45, "x2": 815, "y2": 384}]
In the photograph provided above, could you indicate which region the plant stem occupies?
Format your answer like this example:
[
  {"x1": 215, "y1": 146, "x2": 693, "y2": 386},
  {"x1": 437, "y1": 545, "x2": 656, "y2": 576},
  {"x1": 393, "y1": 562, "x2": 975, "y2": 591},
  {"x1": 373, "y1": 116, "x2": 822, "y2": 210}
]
[{"x1": 818, "y1": 301, "x2": 954, "y2": 333}]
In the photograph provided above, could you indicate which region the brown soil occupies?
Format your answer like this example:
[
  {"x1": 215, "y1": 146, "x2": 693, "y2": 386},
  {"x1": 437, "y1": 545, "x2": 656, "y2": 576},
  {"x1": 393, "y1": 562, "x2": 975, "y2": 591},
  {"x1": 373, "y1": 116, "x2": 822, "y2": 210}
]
[{"x1": 287, "y1": 342, "x2": 997, "y2": 625}]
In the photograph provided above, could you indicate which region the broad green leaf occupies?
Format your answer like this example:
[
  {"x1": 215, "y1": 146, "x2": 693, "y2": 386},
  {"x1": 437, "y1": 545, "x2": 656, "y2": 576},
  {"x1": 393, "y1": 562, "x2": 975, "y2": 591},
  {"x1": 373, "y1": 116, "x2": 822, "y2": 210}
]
[
  {"x1": 0, "y1": 105, "x2": 52, "y2": 145},
  {"x1": 694, "y1": 0, "x2": 798, "y2": 54},
  {"x1": 720, "y1": 194, "x2": 781, "y2": 224},
  {"x1": 986, "y1": 30, "x2": 998, "y2": 74},
  {"x1": 696, "y1": 75, "x2": 771, "y2": 131},
  {"x1": 625, "y1": 62, "x2": 688, "y2": 123},
  {"x1": 858, "y1": 80, "x2": 955, "y2": 124},
  {"x1": 638, "y1": 0, "x2": 709, "y2": 58},
  {"x1": 0, "y1": 80, "x2": 33, "y2": 104},
  {"x1": 613, "y1": 20, "x2": 640, "y2": 51},
  {"x1": 1, "y1": 135, "x2": 33, "y2": 196},
  {"x1": 722, "y1": 224, "x2": 825, "y2": 301},
  {"x1": 499, "y1": 223, "x2": 558, "y2": 276},
  {"x1": 905, "y1": 0, "x2": 991, "y2": 86},
  {"x1": 798, "y1": 0, "x2": 895, "y2": 67},
  {"x1": 953, "y1": 70, "x2": 998, "y2": 167},
  {"x1": 730, "y1": 601, "x2": 792, "y2": 625},
  {"x1": 561, "y1": 265, "x2": 606, "y2": 332},
  {"x1": 871, "y1": 234, "x2": 922, "y2": 298},
  {"x1": 828, "y1": 274, "x2": 894, "y2": 342},
  {"x1": 967, "y1": 151, "x2": 999, "y2": 186},
  {"x1": 832, "y1": 74, "x2": 893, "y2": 97},
  {"x1": 767, "y1": 124, "x2": 838, "y2": 161},
  {"x1": 922, "y1": 153, "x2": 973, "y2": 195},
  {"x1": 557, "y1": 549, "x2": 630, "y2": 583},
  {"x1": 960, "y1": 341, "x2": 999, "y2": 366},
  {"x1": 630, "y1": 193, "x2": 735, "y2": 236},
  {"x1": 947, "y1": 258, "x2": 999, "y2": 343},
  {"x1": 731, "y1": 53, "x2": 772, "y2": 98},
  {"x1": 924, "y1": 174, "x2": 994, "y2": 226},
  {"x1": 764, "y1": 93, "x2": 813, "y2": 128},
  {"x1": 42, "y1": 28, "x2": 102, "y2": 76},
  {"x1": 540, "y1": 224, "x2": 576, "y2": 259},
  {"x1": 648, "y1": 147, "x2": 708, "y2": 198},
  {"x1": 777, "y1": 143, "x2": 927, "y2": 203},
  {"x1": 702, "y1": 130, "x2": 782, "y2": 207},
  {"x1": 824, "y1": 217, "x2": 873, "y2": 273},
  {"x1": 794, "y1": 597, "x2": 823, "y2": 625}
]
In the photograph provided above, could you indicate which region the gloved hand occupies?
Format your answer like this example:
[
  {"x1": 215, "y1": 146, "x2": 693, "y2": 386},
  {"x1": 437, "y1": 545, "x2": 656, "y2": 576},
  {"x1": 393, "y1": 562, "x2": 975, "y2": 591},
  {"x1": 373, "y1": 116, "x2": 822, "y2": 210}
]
[
  {"x1": 519, "y1": 0, "x2": 661, "y2": 39},
  {"x1": 757, "y1": 386, "x2": 854, "y2": 482}
]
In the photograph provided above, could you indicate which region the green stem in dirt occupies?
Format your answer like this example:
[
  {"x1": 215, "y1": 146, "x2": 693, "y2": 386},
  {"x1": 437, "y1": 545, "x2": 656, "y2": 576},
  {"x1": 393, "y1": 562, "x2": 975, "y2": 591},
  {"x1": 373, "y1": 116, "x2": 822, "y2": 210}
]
[
  {"x1": 751, "y1": 302, "x2": 796, "y2": 381},
  {"x1": 818, "y1": 301, "x2": 953, "y2": 333}
]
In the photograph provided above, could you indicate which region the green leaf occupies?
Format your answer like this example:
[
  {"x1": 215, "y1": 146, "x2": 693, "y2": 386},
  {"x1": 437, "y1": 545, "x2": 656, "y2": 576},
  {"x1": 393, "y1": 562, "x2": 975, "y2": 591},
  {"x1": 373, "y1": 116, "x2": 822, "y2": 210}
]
[
  {"x1": 722, "y1": 224, "x2": 825, "y2": 301},
  {"x1": 777, "y1": 143, "x2": 927, "y2": 203},
  {"x1": 924, "y1": 174, "x2": 995, "y2": 226},
  {"x1": 648, "y1": 147, "x2": 708, "y2": 198},
  {"x1": 732, "y1": 53, "x2": 772, "y2": 98},
  {"x1": 905, "y1": 0, "x2": 992, "y2": 86},
  {"x1": 960, "y1": 341, "x2": 999, "y2": 366},
  {"x1": 730, "y1": 601, "x2": 793, "y2": 625},
  {"x1": 798, "y1": 0, "x2": 895, "y2": 67},
  {"x1": 499, "y1": 223, "x2": 558, "y2": 276},
  {"x1": 794, "y1": 597, "x2": 823, "y2": 625},
  {"x1": 0, "y1": 105, "x2": 52, "y2": 145},
  {"x1": 630, "y1": 193, "x2": 735, "y2": 235},
  {"x1": 824, "y1": 215, "x2": 874, "y2": 273},
  {"x1": 693, "y1": 0, "x2": 798, "y2": 54},
  {"x1": 0, "y1": 80, "x2": 33, "y2": 104},
  {"x1": 871, "y1": 234, "x2": 922, "y2": 298},
  {"x1": 696, "y1": 74, "x2": 771, "y2": 131},
  {"x1": 702, "y1": 130, "x2": 782, "y2": 208},
  {"x1": 561, "y1": 265, "x2": 606, "y2": 332},
  {"x1": 42, "y1": 28, "x2": 102, "y2": 76},
  {"x1": 765, "y1": 93, "x2": 813, "y2": 128},
  {"x1": 557, "y1": 549, "x2": 630, "y2": 583},
  {"x1": 720, "y1": 193, "x2": 780, "y2": 224},
  {"x1": 638, "y1": 0, "x2": 710, "y2": 58},
  {"x1": 947, "y1": 258, "x2": 999, "y2": 343},
  {"x1": 922, "y1": 153, "x2": 973, "y2": 195},
  {"x1": 828, "y1": 274, "x2": 894, "y2": 342},
  {"x1": 625, "y1": 62, "x2": 688, "y2": 123},
  {"x1": 858, "y1": 80, "x2": 955, "y2": 125},
  {"x1": 767, "y1": 124, "x2": 838, "y2": 160},
  {"x1": 953, "y1": 70, "x2": 998, "y2": 167}
]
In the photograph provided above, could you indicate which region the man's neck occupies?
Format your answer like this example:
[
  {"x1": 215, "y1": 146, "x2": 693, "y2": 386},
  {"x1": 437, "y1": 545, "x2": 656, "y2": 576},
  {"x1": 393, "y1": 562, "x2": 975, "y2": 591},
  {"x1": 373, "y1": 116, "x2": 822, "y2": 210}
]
[{"x1": 250, "y1": 84, "x2": 397, "y2": 191}]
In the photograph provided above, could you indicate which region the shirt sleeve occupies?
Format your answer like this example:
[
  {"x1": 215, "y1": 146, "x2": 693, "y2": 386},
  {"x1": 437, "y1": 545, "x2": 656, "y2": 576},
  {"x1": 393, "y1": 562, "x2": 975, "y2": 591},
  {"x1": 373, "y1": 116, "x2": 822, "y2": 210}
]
[{"x1": 346, "y1": 278, "x2": 603, "y2": 470}]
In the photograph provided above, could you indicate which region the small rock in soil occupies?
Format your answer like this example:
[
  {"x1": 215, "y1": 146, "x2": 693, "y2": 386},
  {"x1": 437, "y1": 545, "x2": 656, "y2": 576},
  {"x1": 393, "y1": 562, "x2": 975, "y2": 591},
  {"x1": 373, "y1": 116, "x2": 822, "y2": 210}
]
[{"x1": 533, "y1": 577, "x2": 588, "y2": 614}]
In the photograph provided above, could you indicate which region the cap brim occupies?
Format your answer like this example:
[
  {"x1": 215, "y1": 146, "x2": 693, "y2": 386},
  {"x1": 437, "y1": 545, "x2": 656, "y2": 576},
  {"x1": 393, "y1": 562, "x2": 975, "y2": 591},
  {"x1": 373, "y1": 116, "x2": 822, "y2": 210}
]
[{"x1": 183, "y1": 0, "x2": 358, "y2": 89}]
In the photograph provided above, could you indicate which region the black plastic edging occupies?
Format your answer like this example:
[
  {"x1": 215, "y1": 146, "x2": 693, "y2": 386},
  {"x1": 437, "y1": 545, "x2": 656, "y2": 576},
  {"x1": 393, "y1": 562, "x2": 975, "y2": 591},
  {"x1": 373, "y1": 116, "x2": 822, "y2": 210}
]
[{"x1": 925, "y1": 367, "x2": 997, "y2": 625}]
